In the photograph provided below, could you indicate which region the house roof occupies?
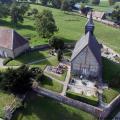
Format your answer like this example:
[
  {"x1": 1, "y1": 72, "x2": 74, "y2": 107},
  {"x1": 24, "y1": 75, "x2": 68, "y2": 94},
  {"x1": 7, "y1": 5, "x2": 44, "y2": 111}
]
[
  {"x1": 71, "y1": 32, "x2": 101, "y2": 64},
  {"x1": 0, "y1": 29, "x2": 28, "y2": 50}
]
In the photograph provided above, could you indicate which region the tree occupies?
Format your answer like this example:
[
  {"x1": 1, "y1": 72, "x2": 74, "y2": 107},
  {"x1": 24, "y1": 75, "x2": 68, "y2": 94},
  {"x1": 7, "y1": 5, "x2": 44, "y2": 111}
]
[
  {"x1": 111, "y1": 4, "x2": 120, "y2": 24},
  {"x1": 35, "y1": 9, "x2": 57, "y2": 38},
  {"x1": 51, "y1": 0, "x2": 62, "y2": 8},
  {"x1": 49, "y1": 36, "x2": 64, "y2": 50},
  {"x1": 19, "y1": 3, "x2": 30, "y2": 16},
  {"x1": 40, "y1": 0, "x2": 48, "y2": 6},
  {"x1": 61, "y1": 0, "x2": 71, "y2": 11},
  {"x1": 90, "y1": 0, "x2": 100, "y2": 5},
  {"x1": 10, "y1": 2, "x2": 24, "y2": 25},
  {"x1": 0, "y1": 65, "x2": 33, "y2": 95},
  {"x1": 57, "y1": 49, "x2": 63, "y2": 61},
  {"x1": 31, "y1": 8, "x2": 38, "y2": 16},
  {"x1": 108, "y1": 0, "x2": 115, "y2": 6},
  {"x1": 0, "y1": 4, "x2": 9, "y2": 18}
]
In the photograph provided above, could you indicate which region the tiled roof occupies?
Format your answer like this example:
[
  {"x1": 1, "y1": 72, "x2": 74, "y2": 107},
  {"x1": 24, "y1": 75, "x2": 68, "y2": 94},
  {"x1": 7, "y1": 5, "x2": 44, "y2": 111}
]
[{"x1": 0, "y1": 29, "x2": 28, "y2": 50}]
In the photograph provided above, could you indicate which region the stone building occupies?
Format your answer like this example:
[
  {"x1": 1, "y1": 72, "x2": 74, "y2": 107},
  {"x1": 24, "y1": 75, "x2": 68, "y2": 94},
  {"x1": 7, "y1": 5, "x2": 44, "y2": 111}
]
[
  {"x1": 0, "y1": 29, "x2": 29, "y2": 58},
  {"x1": 71, "y1": 12, "x2": 102, "y2": 82}
]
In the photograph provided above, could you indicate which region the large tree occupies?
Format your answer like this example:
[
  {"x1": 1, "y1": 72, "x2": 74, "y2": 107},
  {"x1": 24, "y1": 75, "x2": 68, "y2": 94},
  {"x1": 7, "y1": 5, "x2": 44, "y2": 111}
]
[
  {"x1": 49, "y1": 36, "x2": 64, "y2": 50},
  {"x1": 111, "y1": 4, "x2": 120, "y2": 24},
  {"x1": 0, "y1": 4, "x2": 9, "y2": 18},
  {"x1": 10, "y1": 2, "x2": 24, "y2": 25},
  {"x1": 35, "y1": 9, "x2": 57, "y2": 38},
  {"x1": 0, "y1": 65, "x2": 33, "y2": 94},
  {"x1": 61, "y1": 0, "x2": 71, "y2": 11},
  {"x1": 90, "y1": 0, "x2": 100, "y2": 5}
]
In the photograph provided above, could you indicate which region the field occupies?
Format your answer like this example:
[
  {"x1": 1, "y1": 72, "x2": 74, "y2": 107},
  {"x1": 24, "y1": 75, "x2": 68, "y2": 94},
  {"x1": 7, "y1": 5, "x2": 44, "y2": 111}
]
[
  {"x1": 0, "y1": 4, "x2": 120, "y2": 53},
  {"x1": 12, "y1": 93, "x2": 96, "y2": 120}
]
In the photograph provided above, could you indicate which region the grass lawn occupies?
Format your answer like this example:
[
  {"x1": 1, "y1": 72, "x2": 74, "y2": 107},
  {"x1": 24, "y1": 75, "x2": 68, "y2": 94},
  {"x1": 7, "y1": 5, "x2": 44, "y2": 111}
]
[
  {"x1": 102, "y1": 57, "x2": 120, "y2": 103},
  {"x1": 32, "y1": 56, "x2": 59, "y2": 70},
  {"x1": 7, "y1": 50, "x2": 50, "y2": 66},
  {"x1": 44, "y1": 70, "x2": 67, "y2": 81},
  {"x1": 103, "y1": 88, "x2": 120, "y2": 103},
  {"x1": 102, "y1": 57, "x2": 120, "y2": 83},
  {"x1": 0, "y1": 91, "x2": 15, "y2": 118},
  {"x1": 39, "y1": 75, "x2": 63, "y2": 93},
  {"x1": 12, "y1": 93, "x2": 96, "y2": 120},
  {"x1": 0, "y1": 4, "x2": 120, "y2": 53}
]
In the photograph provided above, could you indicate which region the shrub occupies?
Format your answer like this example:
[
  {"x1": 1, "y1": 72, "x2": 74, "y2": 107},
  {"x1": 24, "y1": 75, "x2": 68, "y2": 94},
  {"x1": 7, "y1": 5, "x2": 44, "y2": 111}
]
[
  {"x1": 66, "y1": 91, "x2": 99, "y2": 106},
  {"x1": 3, "y1": 57, "x2": 13, "y2": 65}
]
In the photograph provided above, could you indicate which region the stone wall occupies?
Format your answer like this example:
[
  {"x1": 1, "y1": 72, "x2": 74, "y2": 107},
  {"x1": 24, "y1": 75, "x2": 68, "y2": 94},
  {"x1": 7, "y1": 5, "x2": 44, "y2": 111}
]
[{"x1": 33, "y1": 86, "x2": 120, "y2": 119}]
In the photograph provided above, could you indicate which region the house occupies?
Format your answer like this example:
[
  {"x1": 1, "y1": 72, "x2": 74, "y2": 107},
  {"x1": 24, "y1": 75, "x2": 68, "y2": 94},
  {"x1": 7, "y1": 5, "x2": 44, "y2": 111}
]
[
  {"x1": 71, "y1": 12, "x2": 102, "y2": 81},
  {"x1": 0, "y1": 29, "x2": 29, "y2": 58},
  {"x1": 87, "y1": 11, "x2": 106, "y2": 20}
]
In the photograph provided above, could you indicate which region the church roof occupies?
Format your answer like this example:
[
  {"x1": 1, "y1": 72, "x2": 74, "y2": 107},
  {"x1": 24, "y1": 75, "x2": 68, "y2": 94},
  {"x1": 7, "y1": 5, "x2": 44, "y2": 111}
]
[
  {"x1": 86, "y1": 12, "x2": 94, "y2": 27},
  {"x1": 0, "y1": 29, "x2": 28, "y2": 50},
  {"x1": 71, "y1": 32, "x2": 101, "y2": 64}
]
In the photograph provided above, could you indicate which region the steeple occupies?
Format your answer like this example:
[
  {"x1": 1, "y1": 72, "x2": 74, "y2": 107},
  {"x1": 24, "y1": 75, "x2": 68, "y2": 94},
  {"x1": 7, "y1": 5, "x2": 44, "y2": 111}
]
[{"x1": 85, "y1": 11, "x2": 94, "y2": 35}]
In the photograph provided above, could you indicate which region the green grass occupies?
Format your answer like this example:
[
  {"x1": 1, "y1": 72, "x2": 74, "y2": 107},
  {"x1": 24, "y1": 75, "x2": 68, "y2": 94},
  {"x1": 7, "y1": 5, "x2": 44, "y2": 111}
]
[
  {"x1": 39, "y1": 75, "x2": 63, "y2": 93},
  {"x1": 0, "y1": 4, "x2": 120, "y2": 53},
  {"x1": 102, "y1": 57, "x2": 120, "y2": 103},
  {"x1": 88, "y1": 1, "x2": 113, "y2": 12},
  {"x1": 0, "y1": 91, "x2": 15, "y2": 118},
  {"x1": 66, "y1": 91, "x2": 99, "y2": 106},
  {"x1": 103, "y1": 88, "x2": 120, "y2": 103},
  {"x1": 102, "y1": 57, "x2": 120, "y2": 83},
  {"x1": 45, "y1": 70, "x2": 67, "y2": 81},
  {"x1": 32, "y1": 56, "x2": 59, "y2": 70},
  {"x1": 12, "y1": 93, "x2": 95, "y2": 120},
  {"x1": 7, "y1": 51, "x2": 50, "y2": 66}
]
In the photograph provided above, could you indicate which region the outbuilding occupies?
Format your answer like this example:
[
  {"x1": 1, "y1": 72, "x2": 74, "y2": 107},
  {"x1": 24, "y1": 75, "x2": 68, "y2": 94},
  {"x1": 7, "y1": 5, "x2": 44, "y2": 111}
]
[{"x1": 0, "y1": 29, "x2": 29, "y2": 58}]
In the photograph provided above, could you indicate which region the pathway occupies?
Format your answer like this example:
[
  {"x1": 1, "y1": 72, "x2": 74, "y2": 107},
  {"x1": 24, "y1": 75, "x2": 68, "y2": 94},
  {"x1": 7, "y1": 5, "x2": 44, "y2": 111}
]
[{"x1": 61, "y1": 66, "x2": 71, "y2": 96}]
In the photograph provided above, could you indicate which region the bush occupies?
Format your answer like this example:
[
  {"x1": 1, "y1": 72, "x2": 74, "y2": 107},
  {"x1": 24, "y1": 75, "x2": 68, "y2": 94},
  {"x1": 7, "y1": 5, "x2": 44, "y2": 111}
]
[
  {"x1": 66, "y1": 91, "x2": 99, "y2": 106},
  {"x1": 3, "y1": 57, "x2": 13, "y2": 65}
]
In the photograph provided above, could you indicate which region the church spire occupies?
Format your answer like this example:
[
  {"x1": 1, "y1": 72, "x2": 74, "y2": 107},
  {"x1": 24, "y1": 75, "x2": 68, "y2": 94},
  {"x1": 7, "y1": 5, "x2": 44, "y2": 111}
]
[{"x1": 85, "y1": 11, "x2": 94, "y2": 35}]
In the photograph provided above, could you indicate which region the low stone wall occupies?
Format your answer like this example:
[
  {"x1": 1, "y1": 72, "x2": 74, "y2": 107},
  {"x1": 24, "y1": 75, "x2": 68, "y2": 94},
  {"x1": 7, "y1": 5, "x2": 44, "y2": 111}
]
[
  {"x1": 33, "y1": 86, "x2": 103, "y2": 118},
  {"x1": 33, "y1": 86, "x2": 120, "y2": 119},
  {"x1": 103, "y1": 94, "x2": 120, "y2": 118}
]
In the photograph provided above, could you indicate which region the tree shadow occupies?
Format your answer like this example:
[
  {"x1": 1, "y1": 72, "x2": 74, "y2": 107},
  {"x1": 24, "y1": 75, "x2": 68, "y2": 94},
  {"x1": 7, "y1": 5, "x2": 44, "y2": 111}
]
[
  {"x1": 0, "y1": 19, "x2": 35, "y2": 31},
  {"x1": 12, "y1": 51, "x2": 49, "y2": 65},
  {"x1": 20, "y1": 93, "x2": 88, "y2": 120}
]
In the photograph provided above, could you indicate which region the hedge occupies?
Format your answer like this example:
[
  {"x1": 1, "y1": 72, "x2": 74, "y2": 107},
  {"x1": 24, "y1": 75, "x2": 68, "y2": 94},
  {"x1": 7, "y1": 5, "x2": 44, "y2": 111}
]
[{"x1": 66, "y1": 91, "x2": 99, "y2": 106}]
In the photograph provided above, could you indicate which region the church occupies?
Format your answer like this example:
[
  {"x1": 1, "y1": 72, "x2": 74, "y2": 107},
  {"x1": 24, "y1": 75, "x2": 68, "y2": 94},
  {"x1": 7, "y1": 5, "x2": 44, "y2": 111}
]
[{"x1": 71, "y1": 12, "x2": 102, "y2": 82}]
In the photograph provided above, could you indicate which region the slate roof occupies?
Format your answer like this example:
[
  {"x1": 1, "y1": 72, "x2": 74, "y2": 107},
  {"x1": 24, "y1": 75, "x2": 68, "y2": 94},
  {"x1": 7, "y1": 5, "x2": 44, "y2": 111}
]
[
  {"x1": 0, "y1": 29, "x2": 28, "y2": 50},
  {"x1": 71, "y1": 32, "x2": 101, "y2": 65},
  {"x1": 86, "y1": 12, "x2": 94, "y2": 27}
]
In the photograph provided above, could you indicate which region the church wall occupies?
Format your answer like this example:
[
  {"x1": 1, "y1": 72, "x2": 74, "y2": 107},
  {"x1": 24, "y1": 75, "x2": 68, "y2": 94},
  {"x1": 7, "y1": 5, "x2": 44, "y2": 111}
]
[{"x1": 71, "y1": 46, "x2": 100, "y2": 77}]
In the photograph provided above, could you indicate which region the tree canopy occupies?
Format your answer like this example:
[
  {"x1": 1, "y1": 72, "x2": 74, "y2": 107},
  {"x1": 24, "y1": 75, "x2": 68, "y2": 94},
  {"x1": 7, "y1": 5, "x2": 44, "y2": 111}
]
[{"x1": 35, "y1": 9, "x2": 57, "y2": 38}]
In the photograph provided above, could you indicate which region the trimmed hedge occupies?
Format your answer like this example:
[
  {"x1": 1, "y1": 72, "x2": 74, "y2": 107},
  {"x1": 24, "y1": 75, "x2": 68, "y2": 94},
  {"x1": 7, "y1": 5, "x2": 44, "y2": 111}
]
[
  {"x1": 66, "y1": 91, "x2": 99, "y2": 106},
  {"x1": 3, "y1": 58, "x2": 13, "y2": 65}
]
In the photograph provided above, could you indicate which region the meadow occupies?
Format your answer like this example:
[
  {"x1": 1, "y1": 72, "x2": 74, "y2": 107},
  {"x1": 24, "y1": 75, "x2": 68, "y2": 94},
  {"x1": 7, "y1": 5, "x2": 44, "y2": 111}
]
[{"x1": 0, "y1": 4, "x2": 120, "y2": 53}]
